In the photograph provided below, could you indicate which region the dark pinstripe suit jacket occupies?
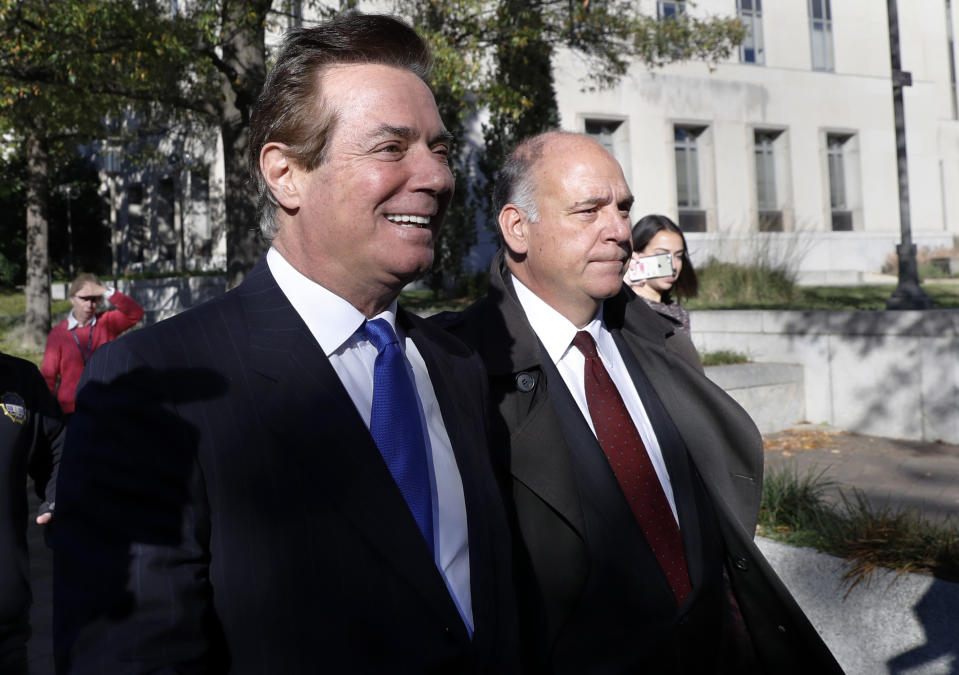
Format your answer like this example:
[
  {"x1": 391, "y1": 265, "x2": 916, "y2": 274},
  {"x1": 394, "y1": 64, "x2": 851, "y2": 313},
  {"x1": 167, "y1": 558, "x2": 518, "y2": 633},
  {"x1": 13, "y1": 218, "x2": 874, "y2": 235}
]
[{"x1": 53, "y1": 258, "x2": 519, "y2": 674}]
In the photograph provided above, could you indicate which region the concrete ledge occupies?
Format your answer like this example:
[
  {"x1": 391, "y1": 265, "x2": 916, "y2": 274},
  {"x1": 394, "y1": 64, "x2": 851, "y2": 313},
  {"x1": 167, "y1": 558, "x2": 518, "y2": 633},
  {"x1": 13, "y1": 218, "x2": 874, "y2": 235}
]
[
  {"x1": 704, "y1": 363, "x2": 805, "y2": 434},
  {"x1": 758, "y1": 536, "x2": 959, "y2": 674},
  {"x1": 693, "y1": 309, "x2": 959, "y2": 443},
  {"x1": 115, "y1": 276, "x2": 226, "y2": 325}
]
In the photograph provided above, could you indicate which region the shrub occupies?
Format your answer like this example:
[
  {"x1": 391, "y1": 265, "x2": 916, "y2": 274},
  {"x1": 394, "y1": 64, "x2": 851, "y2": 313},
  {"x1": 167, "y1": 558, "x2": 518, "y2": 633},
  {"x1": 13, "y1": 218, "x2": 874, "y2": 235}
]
[
  {"x1": 700, "y1": 350, "x2": 748, "y2": 366},
  {"x1": 689, "y1": 259, "x2": 798, "y2": 308}
]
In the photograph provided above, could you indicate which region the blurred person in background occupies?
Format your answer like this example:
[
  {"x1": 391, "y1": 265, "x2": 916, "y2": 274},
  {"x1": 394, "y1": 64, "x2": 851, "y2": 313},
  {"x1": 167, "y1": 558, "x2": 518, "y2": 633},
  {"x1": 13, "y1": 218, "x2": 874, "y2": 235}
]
[
  {"x1": 40, "y1": 273, "x2": 143, "y2": 416},
  {"x1": 0, "y1": 351, "x2": 63, "y2": 674},
  {"x1": 626, "y1": 214, "x2": 702, "y2": 370}
]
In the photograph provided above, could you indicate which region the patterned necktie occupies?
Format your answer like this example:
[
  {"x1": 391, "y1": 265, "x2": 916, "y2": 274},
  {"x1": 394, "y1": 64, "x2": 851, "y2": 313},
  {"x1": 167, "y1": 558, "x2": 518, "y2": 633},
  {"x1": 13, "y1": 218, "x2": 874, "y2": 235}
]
[
  {"x1": 572, "y1": 330, "x2": 691, "y2": 605},
  {"x1": 363, "y1": 318, "x2": 434, "y2": 556}
]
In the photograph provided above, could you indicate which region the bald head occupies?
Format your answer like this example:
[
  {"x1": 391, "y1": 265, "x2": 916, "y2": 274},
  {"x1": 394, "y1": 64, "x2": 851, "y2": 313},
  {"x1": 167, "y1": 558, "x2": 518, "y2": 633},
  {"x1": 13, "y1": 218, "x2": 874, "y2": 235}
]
[{"x1": 495, "y1": 131, "x2": 634, "y2": 327}]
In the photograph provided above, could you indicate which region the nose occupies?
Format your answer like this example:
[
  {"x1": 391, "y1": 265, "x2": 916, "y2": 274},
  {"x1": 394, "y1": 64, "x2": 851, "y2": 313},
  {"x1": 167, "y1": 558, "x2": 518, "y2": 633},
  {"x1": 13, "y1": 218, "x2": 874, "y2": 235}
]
[
  {"x1": 603, "y1": 208, "x2": 632, "y2": 244},
  {"x1": 409, "y1": 145, "x2": 454, "y2": 197}
]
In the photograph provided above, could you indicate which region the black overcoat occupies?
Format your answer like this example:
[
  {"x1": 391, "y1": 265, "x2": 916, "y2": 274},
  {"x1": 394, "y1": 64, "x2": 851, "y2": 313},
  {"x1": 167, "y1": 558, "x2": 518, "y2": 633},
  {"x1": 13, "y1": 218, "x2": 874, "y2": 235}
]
[{"x1": 441, "y1": 252, "x2": 842, "y2": 675}]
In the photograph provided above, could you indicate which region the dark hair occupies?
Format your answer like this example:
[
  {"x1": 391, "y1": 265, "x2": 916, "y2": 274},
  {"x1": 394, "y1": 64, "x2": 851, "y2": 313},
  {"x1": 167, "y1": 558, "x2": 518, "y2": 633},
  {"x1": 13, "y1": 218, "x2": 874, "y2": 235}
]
[
  {"x1": 248, "y1": 12, "x2": 434, "y2": 239},
  {"x1": 630, "y1": 214, "x2": 698, "y2": 301}
]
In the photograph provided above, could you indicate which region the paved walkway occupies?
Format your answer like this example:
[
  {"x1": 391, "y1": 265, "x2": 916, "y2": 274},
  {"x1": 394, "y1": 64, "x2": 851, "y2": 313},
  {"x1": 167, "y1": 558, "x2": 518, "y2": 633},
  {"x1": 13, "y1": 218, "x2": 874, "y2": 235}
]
[
  {"x1": 23, "y1": 425, "x2": 959, "y2": 674},
  {"x1": 763, "y1": 424, "x2": 959, "y2": 524}
]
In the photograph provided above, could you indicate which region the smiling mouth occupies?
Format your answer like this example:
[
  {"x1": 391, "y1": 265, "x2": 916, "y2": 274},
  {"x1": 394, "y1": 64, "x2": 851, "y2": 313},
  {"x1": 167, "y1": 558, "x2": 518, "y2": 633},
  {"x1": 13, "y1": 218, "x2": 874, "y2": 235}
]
[{"x1": 385, "y1": 214, "x2": 431, "y2": 228}]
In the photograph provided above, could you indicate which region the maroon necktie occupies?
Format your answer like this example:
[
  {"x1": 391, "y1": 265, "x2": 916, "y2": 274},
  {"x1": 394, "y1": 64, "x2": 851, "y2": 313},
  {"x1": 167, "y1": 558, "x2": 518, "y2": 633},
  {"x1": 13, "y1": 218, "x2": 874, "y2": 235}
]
[{"x1": 572, "y1": 330, "x2": 691, "y2": 605}]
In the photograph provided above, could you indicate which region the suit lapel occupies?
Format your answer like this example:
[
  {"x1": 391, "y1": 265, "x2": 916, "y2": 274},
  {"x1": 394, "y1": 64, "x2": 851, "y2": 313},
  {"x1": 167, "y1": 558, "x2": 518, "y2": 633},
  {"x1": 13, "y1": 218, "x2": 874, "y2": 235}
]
[
  {"x1": 476, "y1": 261, "x2": 588, "y2": 538},
  {"x1": 238, "y1": 260, "x2": 466, "y2": 632}
]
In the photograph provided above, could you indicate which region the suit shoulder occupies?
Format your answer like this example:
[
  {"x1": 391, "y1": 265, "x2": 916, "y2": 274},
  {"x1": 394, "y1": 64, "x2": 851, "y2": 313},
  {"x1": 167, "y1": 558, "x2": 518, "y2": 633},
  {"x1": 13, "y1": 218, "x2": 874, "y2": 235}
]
[
  {"x1": 0, "y1": 352, "x2": 44, "y2": 383},
  {"x1": 425, "y1": 296, "x2": 492, "y2": 347},
  {"x1": 98, "y1": 286, "x2": 244, "y2": 361},
  {"x1": 406, "y1": 308, "x2": 480, "y2": 359}
]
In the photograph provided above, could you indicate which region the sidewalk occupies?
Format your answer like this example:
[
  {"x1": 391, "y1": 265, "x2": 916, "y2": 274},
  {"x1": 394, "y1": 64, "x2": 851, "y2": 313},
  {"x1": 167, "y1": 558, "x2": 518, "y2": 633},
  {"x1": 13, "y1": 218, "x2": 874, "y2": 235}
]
[
  {"x1": 763, "y1": 423, "x2": 959, "y2": 523},
  {"x1": 761, "y1": 424, "x2": 959, "y2": 675}
]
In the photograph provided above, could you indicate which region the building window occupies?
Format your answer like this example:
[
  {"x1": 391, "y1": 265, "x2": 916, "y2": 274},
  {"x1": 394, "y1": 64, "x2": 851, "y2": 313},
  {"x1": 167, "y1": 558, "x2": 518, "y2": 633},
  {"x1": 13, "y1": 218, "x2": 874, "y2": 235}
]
[
  {"x1": 584, "y1": 117, "x2": 631, "y2": 186},
  {"x1": 808, "y1": 0, "x2": 834, "y2": 71},
  {"x1": 827, "y1": 135, "x2": 852, "y2": 230},
  {"x1": 754, "y1": 130, "x2": 782, "y2": 231},
  {"x1": 737, "y1": 0, "x2": 764, "y2": 65},
  {"x1": 674, "y1": 126, "x2": 706, "y2": 232},
  {"x1": 658, "y1": 1, "x2": 685, "y2": 19},
  {"x1": 823, "y1": 131, "x2": 860, "y2": 232},
  {"x1": 585, "y1": 119, "x2": 621, "y2": 157}
]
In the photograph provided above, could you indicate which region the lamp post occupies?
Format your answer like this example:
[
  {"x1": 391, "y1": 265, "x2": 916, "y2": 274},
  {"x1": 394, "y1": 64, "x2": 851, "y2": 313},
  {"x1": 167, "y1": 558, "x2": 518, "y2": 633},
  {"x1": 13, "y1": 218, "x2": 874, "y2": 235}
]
[{"x1": 885, "y1": 0, "x2": 933, "y2": 309}]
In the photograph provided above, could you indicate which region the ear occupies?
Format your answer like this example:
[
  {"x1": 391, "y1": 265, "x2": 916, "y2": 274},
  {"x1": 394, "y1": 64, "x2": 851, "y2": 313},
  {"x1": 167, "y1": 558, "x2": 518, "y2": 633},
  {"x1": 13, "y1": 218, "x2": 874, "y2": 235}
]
[
  {"x1": 498, "y1": 204, "x2": 529, "y2": 256},
  {"x1": 260, "y1": 142, "x2": 300, "y2": 210}
]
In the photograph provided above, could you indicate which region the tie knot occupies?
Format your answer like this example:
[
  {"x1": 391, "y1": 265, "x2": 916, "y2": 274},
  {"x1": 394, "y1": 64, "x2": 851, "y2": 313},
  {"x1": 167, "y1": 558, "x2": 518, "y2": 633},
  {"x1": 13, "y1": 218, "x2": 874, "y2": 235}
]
[
  {"x1": 572, "y1": 330, "x2": 598, "y2": 359},
  {"x1": 364, "y1": 318, "x2": 399, "y2": 352}
]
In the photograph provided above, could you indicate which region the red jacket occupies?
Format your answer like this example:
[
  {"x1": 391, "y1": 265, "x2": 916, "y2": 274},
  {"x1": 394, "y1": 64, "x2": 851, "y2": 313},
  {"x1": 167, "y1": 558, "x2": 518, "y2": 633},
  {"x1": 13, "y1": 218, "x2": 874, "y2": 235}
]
[{"x1": 40, "y1": 290, "x2": 144, "y2": 413}]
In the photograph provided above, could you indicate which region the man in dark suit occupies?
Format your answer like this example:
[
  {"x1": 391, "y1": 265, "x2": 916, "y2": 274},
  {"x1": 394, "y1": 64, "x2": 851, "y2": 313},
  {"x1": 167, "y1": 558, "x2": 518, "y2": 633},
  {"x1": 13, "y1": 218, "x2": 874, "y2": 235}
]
[
  {"x1": 53, "y1": 14, "x2": 518, "y2": 674},
  {"x1": 442, "y1": 131, "x2": 842, "y2": 674},
  {"x1": 1, "y1": 352, "x2": 63, "y2": 674}
]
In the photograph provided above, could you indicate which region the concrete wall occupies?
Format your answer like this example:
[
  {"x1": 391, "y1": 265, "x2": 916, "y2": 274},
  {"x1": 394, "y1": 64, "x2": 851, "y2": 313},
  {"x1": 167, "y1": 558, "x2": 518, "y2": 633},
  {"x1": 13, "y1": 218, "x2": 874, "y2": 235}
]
[
  {"x1": 692, "y1": 309, "x2": 959, "y2": 444},
  {"x1": 115, "y1": 276, "x2": 227, "y2": 325},
  {"x1": 758, "y1": 536, "x2": 959, "y2": 675},
  {"x1": 704, "y1": 362, "x2": 805, "y2": 435}
]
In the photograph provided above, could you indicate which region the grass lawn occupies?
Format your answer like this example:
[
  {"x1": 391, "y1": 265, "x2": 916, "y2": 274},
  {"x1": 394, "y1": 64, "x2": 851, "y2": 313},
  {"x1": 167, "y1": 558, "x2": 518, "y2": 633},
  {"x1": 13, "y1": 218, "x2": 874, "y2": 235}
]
[
  {"x1": 400, "y1": 281, "x2": 959, "y2": 313},
  {"x1": 687, "y1": 281, "x2": 959, "y2": 311},
  {"x1": 0, "y1": 291, "x2": 72, "y2": 366},
  {"x1": 758, "y1": 465, "x2": 959, "y2": 588}
]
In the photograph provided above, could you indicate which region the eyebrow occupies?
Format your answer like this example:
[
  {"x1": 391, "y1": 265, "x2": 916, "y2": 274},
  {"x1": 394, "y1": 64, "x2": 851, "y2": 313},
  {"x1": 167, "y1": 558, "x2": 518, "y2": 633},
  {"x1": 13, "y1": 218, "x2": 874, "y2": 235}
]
[
  {"x1": 568, "y1": 194, "x2": 634, "y2": 211},
  {"x1": 372, "y1": 124, "x2": 455, "y2": 147}
]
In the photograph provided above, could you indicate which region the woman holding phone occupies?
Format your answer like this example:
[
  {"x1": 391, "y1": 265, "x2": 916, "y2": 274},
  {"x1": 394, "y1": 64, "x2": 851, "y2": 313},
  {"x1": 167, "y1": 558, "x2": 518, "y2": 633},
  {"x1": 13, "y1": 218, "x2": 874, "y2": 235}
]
[{"x1": 625, "y1": 214, "x2": 702, "y2": 369}]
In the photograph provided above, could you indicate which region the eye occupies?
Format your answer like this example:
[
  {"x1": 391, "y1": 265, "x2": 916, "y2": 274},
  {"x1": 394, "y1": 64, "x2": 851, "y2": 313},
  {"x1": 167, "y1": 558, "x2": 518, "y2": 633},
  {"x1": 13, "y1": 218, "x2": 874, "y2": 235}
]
[
  {"x1": 432, "y1": 143, "x2": 451, "y2": 163},
  {"x1": 375, "y1": 141, "x2": 405, "y2": 157}
]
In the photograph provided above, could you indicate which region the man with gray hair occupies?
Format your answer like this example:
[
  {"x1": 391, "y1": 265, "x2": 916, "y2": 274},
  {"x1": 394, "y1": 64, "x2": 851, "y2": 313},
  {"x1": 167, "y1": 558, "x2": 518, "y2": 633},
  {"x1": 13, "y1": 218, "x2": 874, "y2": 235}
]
[
  {"x1": 441, "y1": 130, "x2": 841, "y2": 674},
  {"x1": 54, "y1": 13, "x2": 518, "y2": 673}
]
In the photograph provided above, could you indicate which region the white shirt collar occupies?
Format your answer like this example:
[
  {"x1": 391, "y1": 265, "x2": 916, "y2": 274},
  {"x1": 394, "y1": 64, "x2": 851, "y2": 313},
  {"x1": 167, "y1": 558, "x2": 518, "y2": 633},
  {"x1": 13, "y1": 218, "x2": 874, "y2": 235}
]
[
  {"x1": 266, "y1": 247, "x2": 400, "y2": 355},
  {"x1": 511, "y1": 273, "x2": 603, "y2": 365},
  {"x1": 67, "y1": 312, "x2": 96, "y2": 330}
]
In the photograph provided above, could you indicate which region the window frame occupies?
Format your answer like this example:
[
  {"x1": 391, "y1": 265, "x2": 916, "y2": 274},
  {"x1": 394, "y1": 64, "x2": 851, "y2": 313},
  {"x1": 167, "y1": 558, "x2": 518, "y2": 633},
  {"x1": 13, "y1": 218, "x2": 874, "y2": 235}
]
[
  {"x1": 808, "y1": 0, "x2": 835, "y2": 72},
  {"x1": 737, "y1": 0, "x2": 764, "y2": 65},
  {"x1": 657, "y1": 0, "x2": 686, "y2": 20},
  {"x1": 673, "y1": 125, "x2": 707, "y2": 232}
]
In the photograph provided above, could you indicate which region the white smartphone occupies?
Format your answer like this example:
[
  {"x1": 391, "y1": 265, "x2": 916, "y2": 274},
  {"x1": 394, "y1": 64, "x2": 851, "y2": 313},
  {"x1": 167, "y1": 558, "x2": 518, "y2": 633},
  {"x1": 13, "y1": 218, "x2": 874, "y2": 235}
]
[{"x1": 628, "y1": 252, "x2": 675, "y2": 282}]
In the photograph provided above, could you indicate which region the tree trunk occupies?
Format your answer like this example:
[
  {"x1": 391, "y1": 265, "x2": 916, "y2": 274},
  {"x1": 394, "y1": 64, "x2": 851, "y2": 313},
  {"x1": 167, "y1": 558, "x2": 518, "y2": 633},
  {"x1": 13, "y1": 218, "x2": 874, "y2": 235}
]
[
  {"x1": 219, "y1": 0, "x2": 271, "y2": 289},
  {"x1": 23, "y1": 131, "x2": 51, "y2": 351}
]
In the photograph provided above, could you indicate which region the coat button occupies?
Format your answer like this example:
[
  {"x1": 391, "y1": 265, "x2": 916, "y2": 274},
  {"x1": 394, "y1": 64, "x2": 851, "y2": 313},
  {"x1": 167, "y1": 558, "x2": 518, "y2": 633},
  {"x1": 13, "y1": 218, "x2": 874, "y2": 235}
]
[
  {"x1": 515, "y1": 372, "x2": 535, "y2": 392},
  {"x1": 733, "y1": 555, "x2": 748, "y2": 571}
]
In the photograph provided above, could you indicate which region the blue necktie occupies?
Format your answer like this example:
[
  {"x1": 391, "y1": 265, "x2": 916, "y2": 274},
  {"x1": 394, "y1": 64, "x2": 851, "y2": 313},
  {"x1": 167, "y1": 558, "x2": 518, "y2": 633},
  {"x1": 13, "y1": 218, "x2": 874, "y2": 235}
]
[{"x1": 363, "y1": 318, "x2": 435, "y2": 556}]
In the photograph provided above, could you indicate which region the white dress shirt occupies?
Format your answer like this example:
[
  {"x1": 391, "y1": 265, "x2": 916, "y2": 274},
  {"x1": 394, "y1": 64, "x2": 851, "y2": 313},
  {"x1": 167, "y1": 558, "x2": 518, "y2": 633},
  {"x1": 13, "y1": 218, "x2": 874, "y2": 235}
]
[
  {"x1": 267, "y1": 247, "x2": 473, "y2": 632},
  {"x1": 511, "y1": 275, "x2": 679, "y2": 524}
]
